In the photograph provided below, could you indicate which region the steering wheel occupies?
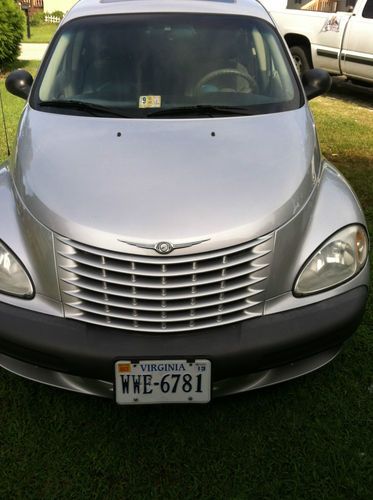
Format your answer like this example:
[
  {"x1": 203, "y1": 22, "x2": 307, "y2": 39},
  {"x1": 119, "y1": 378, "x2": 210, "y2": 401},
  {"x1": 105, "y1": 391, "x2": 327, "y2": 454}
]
[{"x1": 195, "y1": 68, "x2": 258, "y2": 95}]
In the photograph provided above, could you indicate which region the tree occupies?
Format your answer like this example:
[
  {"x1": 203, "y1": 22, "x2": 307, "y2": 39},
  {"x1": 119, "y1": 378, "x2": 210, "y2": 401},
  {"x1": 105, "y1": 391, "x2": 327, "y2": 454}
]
[{"x1": 0, "y1": 0, "x2": 25, "y2": 69}]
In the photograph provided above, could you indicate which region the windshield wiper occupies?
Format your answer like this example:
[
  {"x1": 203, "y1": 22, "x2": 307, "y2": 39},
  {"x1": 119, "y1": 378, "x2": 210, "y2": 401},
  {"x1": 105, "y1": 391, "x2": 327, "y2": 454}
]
[
  {"x1": 146, "y1": 105, "x2": 253, "y2": 118},
  {"x1": 39, "y1": 100, "x2": 130, "y2": 118}
]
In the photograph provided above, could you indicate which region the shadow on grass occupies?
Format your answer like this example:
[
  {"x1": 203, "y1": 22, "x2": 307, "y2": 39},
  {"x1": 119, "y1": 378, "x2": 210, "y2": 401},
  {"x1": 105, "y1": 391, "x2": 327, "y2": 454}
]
[
  {"x1": 330, "y1": 155, "x2": 373, "y2": 214},
  {"x1": 327, "y1": 77, "x2": 373, "y2": 110}
]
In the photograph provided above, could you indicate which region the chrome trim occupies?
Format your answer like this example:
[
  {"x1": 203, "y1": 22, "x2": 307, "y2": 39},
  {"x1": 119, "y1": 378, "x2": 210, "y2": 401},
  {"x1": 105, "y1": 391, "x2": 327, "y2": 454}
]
[
  {"x1": 119, "y1": 238, "x2": 210, "y2": 254},
  {"x1": 55, "y1": 234, "x2": 274, "y2": 332}
]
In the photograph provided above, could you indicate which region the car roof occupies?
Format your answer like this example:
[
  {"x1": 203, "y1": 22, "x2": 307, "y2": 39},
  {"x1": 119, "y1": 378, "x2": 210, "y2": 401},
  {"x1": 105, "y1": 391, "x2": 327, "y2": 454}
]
[{"x1": 62, "y1": 0, "x2": 272, "y2": 25}]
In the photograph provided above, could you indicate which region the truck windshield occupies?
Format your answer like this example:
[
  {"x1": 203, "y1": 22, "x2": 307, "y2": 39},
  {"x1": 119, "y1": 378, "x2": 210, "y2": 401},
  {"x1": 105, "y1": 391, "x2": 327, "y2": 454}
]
[{"x1": 34, "y1": 13, "x2": 302, "y2": 118}]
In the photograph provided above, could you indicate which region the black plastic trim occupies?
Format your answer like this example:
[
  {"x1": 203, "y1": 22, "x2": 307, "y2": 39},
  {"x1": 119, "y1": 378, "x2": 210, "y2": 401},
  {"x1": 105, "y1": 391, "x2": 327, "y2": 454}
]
[
  {"x1": 317, "y1": 49, "x2": 338, "y2": 60},
  {"x1": 342, "y1": 53, "x2": 373, "y2": 67},
  {"x1": 0, "y1": 286, "x2": 368, "y2": 382}
]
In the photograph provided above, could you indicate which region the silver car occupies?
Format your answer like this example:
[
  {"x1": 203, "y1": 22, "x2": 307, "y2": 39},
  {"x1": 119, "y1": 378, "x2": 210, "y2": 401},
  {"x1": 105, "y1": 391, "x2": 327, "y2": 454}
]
[{"x1": 2, "y1": 0, "x2": 369, "y2": 404}]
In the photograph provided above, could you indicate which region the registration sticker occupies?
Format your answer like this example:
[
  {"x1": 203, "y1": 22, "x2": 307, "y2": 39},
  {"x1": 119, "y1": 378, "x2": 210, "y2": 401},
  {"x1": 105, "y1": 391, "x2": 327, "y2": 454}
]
[
  {"x1": 139, "y1": 95, "x2": 161, "y2": 108},
  {"x1": 117, "y1": 362, "x2": 131, "y2": 373},
  {"x1": 115, "y1": 359, "x2": 211, "y2": 405}
]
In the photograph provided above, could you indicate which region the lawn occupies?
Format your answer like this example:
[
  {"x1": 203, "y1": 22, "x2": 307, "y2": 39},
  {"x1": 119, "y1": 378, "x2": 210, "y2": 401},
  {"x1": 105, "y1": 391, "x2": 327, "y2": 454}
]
[
  {"x1": 23, "y1": 23, "x2": 58, "y2": 43},
  {"x1": 0, "y1": 61, "x2": 40, "y2": 161},
  {"x1": 0, "y1": 63, "x2": 372, "y2": 499}
]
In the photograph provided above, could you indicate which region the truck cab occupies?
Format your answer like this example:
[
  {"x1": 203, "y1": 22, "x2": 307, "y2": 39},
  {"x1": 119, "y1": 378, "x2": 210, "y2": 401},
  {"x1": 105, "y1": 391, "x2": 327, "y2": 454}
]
[{"x1": 267, "y1": 0, "x2": 373, "y2": 85}]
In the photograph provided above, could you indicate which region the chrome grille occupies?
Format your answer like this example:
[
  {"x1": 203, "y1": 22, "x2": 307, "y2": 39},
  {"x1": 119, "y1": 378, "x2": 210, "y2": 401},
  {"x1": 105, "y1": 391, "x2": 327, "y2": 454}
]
[{"x1": 55, "y1": 234, "x2": 274, "y2": 333}]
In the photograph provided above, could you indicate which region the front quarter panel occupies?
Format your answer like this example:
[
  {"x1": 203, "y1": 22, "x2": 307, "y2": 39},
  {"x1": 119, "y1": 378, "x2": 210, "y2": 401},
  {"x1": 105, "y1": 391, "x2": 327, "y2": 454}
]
[
  {"x1": 266, "y1": 160, "x2": 369, "y2": 314},
  {"x1": 0, "y1": 163, "x2": 62, "y2": 315}
]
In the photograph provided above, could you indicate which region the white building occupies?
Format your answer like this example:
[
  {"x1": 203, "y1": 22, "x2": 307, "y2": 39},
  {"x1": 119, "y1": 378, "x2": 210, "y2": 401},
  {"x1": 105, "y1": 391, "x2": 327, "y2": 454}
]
[{"x1": 43, "y1": 0, "x2": 77, "y2": 14}]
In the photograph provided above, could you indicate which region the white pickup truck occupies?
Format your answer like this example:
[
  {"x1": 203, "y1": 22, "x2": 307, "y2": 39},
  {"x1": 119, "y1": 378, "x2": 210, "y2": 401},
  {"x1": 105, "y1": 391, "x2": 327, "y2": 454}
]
[{"x1": 267, "y1": 0, "x2": 373, "y2": 85}]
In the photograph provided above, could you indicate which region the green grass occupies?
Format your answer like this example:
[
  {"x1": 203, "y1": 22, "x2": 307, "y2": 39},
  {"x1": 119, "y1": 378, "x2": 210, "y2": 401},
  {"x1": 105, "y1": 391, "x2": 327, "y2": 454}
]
[
  {"x1": 0, "y1": 64, "x2": 372, "y2": 499},
  {"x1": 310, "y1": 96, "x2": 373, "y2": 222},
  {"x1": 23, "y1": 23, "x2": 58, "y2": 43},
  {"x1": 0, "y1": 62, "x2": 40, "y2": 162}
]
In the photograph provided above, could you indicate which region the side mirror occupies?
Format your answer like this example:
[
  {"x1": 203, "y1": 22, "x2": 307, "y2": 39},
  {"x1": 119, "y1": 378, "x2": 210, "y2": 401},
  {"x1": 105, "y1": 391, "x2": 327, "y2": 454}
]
[
  {"x1": 5, "y1": 70, "x2": 34, "y2": 100},
  {"x1": 302, "y1": 68, "x2": 332, "y2": 100}
]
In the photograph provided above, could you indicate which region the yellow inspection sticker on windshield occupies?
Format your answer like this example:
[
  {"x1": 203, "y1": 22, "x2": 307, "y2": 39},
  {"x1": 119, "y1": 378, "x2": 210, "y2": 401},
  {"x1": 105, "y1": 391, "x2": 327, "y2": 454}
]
[{"x1": 139, "y1": 95, "x2": 161, "y2": 109}]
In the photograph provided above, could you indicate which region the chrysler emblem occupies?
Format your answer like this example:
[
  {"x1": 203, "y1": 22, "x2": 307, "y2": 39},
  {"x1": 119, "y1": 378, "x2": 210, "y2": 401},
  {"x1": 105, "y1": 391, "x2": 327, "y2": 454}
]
[
  {"x1": 155, "y1": 241, "x2": 173, "y2": 254},
  {"x1": 119, "y1": 238, "x2": 210, "y2": 254}
]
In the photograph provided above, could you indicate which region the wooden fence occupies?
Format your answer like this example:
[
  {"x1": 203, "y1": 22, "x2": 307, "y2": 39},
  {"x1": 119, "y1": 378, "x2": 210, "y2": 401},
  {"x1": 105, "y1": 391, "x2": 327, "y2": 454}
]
[
  {"x1": 301, "y1": 0, "x2": 338, "y2": 11},
  {"x1": 19, "y1": 0, "x2": 44, "y2": 14}
]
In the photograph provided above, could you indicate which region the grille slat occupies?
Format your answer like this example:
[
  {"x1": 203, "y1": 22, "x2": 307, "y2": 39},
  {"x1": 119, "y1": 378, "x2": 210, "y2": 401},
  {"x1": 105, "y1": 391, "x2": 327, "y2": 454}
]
[
  {"x1": 59, "y1": 261, "x2": 269, "y2": 289},
  {"x1": 61, "y1": 270, "x2": 266, "y2": 300},
  {"x1": 63, "y1": 308, "x2": 263, "y2": 333},
  {"x1": 56, "y1": 234, "x2": 273, "y2": 333},
  {"x1": 57, "y1": 235, "x2": 272, "y2": 264},
  {"x1": 66, "y1": 297, "x2": 262, "y2": 323},
  {"x1": 57, "y1": 249, "x2": 271, "y2": 277},
  {"x1": 62, "y1": 287, "x2": 262, "y2": 312}
]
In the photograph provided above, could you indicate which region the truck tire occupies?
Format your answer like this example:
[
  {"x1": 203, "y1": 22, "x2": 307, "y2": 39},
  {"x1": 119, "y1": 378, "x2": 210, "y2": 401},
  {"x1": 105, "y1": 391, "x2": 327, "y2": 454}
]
[{"x1": 290, "y1": 46, "x2": 311, "y2": 76}]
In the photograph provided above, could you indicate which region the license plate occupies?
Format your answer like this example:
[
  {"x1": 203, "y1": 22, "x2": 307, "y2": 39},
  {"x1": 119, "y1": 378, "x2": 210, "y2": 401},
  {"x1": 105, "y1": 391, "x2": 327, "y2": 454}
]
[{"x1": 115, "y1": 359, "x2": 211, "y2": 404}]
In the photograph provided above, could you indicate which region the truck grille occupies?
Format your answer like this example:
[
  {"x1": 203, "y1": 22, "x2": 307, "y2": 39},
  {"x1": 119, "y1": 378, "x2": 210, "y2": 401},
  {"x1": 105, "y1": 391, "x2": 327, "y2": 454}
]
[{"x1": 55, "y1": 234, "x2": 274, "y2": 333}]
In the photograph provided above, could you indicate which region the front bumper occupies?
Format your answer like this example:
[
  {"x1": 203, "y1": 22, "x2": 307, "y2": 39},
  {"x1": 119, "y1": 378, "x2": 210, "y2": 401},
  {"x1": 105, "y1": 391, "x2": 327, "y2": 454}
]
[{"x1": 0, "y1": 286, "x2": 368, "y2": 398}]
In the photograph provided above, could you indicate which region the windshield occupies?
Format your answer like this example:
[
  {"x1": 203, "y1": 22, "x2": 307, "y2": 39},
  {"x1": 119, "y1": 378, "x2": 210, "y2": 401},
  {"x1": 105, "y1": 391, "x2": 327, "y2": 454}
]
[{"x1": 33, "y1": 13, "x2": 302, "y2": 118}]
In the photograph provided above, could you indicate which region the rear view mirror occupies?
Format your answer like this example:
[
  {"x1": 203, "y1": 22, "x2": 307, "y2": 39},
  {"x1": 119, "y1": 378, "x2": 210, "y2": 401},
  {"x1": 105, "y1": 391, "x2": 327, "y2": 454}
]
[
  {"x1": 5, "y1": 70, "x2": 34, "y2": 100},
  {"x1": 302, "y1": 69, "x2": 332, "y2": 100}
]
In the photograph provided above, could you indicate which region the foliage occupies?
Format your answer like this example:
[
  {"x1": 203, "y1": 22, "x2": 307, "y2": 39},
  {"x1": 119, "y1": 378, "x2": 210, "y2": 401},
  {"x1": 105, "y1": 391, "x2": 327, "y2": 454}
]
[
  {"x1": 0, "y1": 0, "x2": 25, "y2": 68},
  {"x1": 50, "y1": 10, "x2": 64, "y2": 19},
  {"x1": 30, "y1": 11, "x2": 45, "y2": 27}
]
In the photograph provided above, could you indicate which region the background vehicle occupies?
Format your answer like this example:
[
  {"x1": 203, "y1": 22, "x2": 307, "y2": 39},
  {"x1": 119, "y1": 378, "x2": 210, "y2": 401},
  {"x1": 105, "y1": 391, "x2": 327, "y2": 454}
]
[{"x1": 266, "y1": 0, "x2": 373, "y2": 85}]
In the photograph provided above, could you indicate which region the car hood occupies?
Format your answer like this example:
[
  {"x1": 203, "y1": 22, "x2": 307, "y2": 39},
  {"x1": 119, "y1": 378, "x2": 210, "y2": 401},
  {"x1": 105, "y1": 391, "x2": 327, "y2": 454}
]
[{"x1": 12, "y1": 106, "x2": 318, "y2": 253}]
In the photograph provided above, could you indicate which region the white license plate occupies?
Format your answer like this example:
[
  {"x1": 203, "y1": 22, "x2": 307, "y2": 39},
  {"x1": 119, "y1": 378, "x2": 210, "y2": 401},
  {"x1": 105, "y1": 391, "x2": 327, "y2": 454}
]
[{"x1": 115, "y1": 359, "x2": 211, "y2": 404}]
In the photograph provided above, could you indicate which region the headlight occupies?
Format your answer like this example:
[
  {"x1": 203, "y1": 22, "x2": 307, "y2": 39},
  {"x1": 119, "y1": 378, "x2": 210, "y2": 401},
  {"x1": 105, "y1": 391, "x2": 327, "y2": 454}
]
[
  {"x1": 294, "y1": 225, "x2": 368, "y2": 296},
  {"x1": 0, "y1": 241, "x2": 34, "y2": 298}
]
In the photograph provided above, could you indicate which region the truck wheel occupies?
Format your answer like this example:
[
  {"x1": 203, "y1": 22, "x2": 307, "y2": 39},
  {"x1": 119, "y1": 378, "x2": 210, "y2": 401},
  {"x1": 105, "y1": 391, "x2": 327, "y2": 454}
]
[{"x1": 290, "y1": 46, "x2": 311, "y2": 76}]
